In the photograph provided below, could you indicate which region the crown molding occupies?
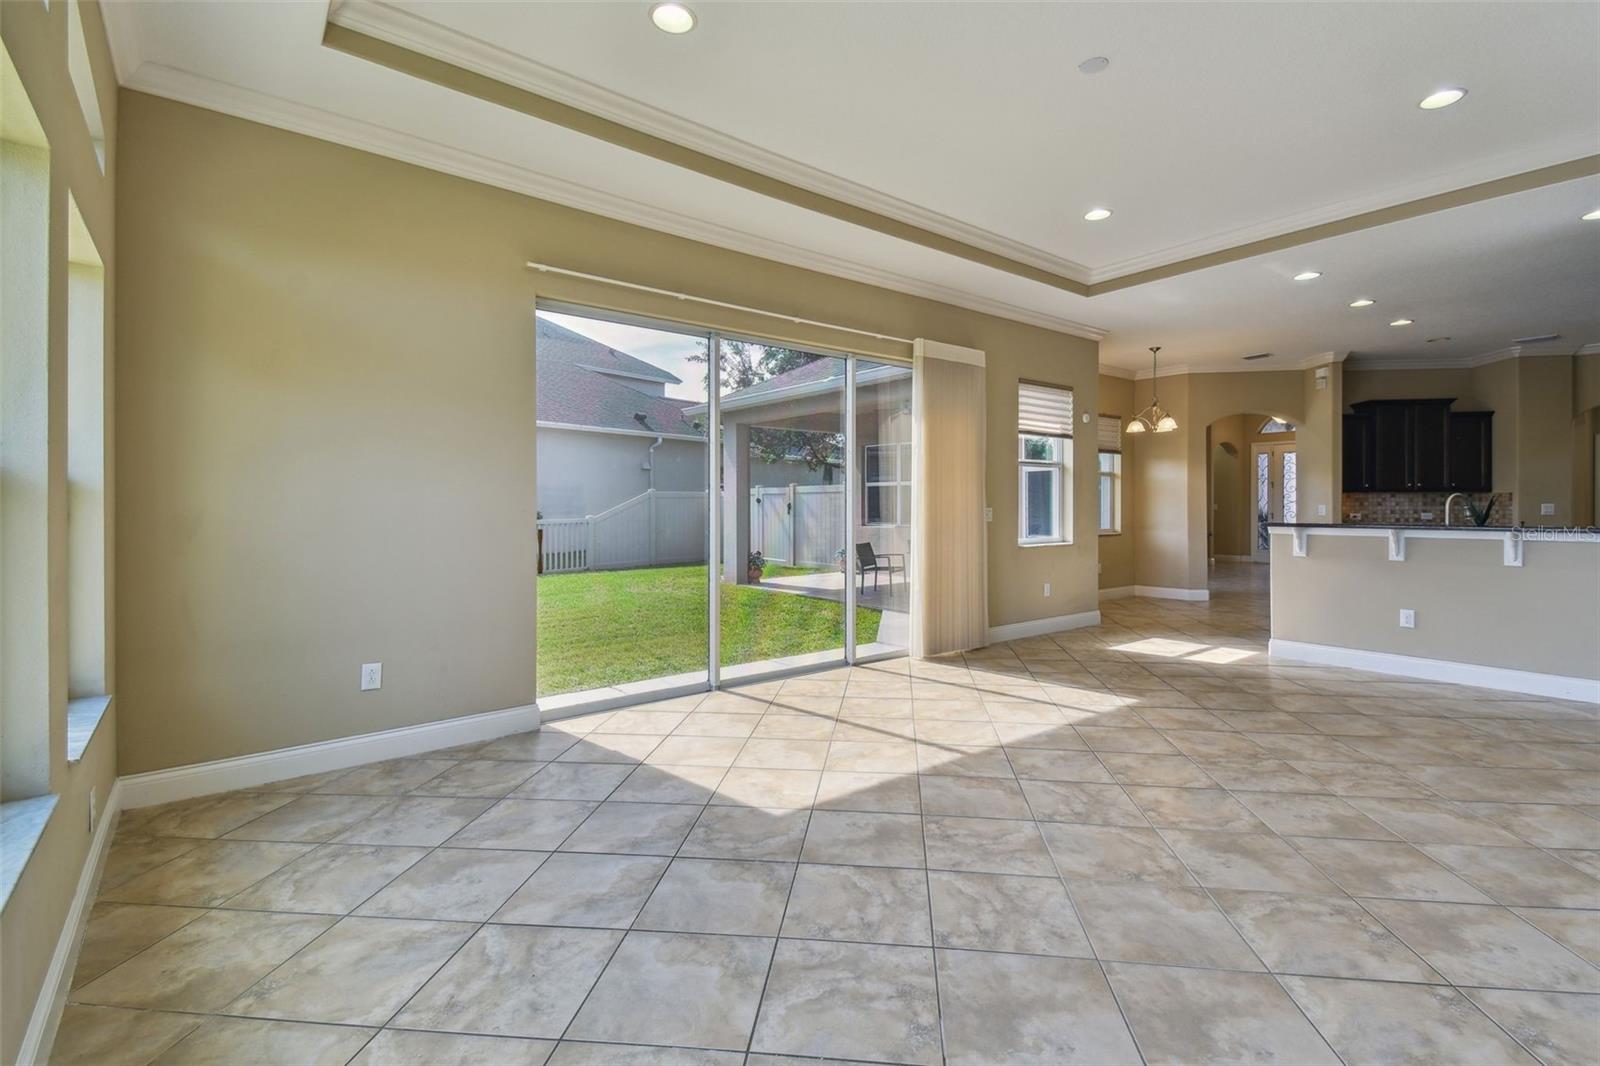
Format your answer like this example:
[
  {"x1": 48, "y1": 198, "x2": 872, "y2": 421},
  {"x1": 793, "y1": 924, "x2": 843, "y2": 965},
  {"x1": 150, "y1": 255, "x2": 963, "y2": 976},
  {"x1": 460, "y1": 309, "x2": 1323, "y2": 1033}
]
[
  {"x1": 1344, "y1": 343, "x2": 1600, "y2": 371},
  {"x1": 328, "y1": 0, "x2": 1095, "y2": 286},
  {"x1": 120, "y1": 63, "x2": 1108, "y2": 342},
  {"x1": 1125, "y1": 355, "x2": 1338, "y2": 380},
  {"x1": 1098, "y1": 364, "x2": 1137, "y2": 380}
]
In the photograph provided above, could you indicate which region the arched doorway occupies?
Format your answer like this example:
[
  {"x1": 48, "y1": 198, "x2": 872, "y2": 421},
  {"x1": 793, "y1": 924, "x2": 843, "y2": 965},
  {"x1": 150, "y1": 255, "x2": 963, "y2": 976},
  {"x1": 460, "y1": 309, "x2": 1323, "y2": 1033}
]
[{"x1": 1206, "y1": 413, "x2": 1296, "y2": 591}]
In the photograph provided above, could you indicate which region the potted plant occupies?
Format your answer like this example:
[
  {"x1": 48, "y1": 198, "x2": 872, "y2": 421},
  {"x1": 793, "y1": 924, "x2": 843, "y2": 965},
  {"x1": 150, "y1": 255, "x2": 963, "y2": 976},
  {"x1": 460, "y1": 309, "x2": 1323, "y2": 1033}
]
[
  {"x1": 835, "y1": 547, "x2": 848, "y2": 572},
  {"x1": 747, "y1": 550, "x2": 765, "y2": 583}
]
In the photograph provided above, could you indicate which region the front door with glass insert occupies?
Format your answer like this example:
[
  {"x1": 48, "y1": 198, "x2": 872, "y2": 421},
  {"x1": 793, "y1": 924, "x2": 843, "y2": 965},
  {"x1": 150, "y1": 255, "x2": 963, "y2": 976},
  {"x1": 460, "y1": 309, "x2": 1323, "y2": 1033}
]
[{"x1": 1252, "y1": 443, "x2": 1297, "y2": 562}]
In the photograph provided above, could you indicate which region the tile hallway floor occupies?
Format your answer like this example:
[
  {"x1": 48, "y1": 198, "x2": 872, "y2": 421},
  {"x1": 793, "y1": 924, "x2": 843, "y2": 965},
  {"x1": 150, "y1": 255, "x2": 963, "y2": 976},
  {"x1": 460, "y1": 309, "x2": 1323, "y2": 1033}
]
[{"x1": 51, "y1": 565, "x2": 1600, "y2": 1064}]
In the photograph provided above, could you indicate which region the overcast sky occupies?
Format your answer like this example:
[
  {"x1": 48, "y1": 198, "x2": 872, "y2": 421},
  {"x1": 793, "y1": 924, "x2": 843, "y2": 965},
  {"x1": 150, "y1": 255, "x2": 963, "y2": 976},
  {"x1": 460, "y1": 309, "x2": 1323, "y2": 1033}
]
[{"x1": 540, "y1": 311, "x2": 708, "y2": 402}]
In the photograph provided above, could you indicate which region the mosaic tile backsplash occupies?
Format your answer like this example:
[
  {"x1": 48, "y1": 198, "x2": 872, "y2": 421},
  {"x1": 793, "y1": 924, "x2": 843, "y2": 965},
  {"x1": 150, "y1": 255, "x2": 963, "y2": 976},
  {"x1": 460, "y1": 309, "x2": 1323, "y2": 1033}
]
[{"x1": 1342, "y1": 491, "x2": 1512, "y2": 526}]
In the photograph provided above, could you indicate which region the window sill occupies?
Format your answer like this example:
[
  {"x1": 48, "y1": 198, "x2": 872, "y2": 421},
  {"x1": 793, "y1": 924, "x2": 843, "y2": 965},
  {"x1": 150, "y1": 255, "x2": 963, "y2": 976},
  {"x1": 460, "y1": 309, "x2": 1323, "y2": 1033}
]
[
  {"x1": 1, "y1": 794, "x2": 59, "y2": 912},
  {"x1": 67, "y1": 695, "x2": 113, "y2": 764},
  {"x1": 1018, "y1": 539, "x2": 1072, "y2": 548},
  {"x1": 1098, "y1": 530, "x2": 1123, "y2": 537}
]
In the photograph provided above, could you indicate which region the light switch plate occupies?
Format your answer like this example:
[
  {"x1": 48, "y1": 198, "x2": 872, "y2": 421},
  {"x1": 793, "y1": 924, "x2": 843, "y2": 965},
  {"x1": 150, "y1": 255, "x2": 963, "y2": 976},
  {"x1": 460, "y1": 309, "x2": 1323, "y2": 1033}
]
[
  {"x1": 1541, "y1": 503, "x2": 1555, "y2": 516},
  {"x1": 984, "y1": 507, "x2": 993, "y2": 522},
  {"x1": 1399, "y1": 609, "x2": 1416, "y2": 629}
]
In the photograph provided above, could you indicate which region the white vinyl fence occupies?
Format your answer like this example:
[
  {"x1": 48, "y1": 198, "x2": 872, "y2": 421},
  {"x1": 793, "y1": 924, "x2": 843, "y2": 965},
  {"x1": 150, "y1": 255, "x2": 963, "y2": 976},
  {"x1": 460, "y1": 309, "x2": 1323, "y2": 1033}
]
[
  {"x1": 539, "y1": 484, "x2": 852, "y2": 574},
  {"x1": 539, "y1": 489, "x2": 708, "y2": 573},
  {"x1": 750, "y1": 484, "x2": 847, "y2": 568}
]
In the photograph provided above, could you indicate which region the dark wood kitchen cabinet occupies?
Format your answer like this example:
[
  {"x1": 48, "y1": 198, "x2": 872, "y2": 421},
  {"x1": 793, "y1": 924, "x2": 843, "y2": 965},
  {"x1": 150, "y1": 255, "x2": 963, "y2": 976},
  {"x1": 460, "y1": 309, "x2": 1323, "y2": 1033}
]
[
  {"x1": 1349, "y1": 399, "x2": 1455, "y2": 492},
  {"x1": 1342, "y1": 413, "x2": 1375, "y2": 491},
  {"x1": 1447, "y1": 411, "x2": 1493, "y2": 492}
]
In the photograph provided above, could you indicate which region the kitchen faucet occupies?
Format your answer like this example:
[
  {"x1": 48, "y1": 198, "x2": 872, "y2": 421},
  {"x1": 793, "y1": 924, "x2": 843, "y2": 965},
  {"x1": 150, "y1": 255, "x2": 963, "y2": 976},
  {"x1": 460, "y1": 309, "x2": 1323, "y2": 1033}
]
[{"x1": 1444, "y1": 492, "x2": 1467, "y2": 527}]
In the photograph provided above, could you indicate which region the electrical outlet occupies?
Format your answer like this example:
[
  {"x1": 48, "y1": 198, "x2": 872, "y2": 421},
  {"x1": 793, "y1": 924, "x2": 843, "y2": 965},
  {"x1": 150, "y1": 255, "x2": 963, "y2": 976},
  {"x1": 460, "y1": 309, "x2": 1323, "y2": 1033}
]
[
  {"x1": 1043, "y1": 582, "x2": 1051, "y2": 598},
  {"x1": 1541, "y1": 503, "x2": 1555, "y2": 516},
  {"x1": 1399, "y1": 609, "x2": 1415, "y2": 629},
  {"x1": 1419, "y1": 511, "x2": 1434, "y2": 521},
  {"x1": 984, "y1": 507, "x2": 993, "y2": 522},
  {"x1": 361, "y1": 662, "x2": 383, "y2": 691},
  {"x1": 1317, "y1": 504, "x2": 1327, "y2": 517},
  {"x1": 88, "y1": 786, "x2": 97, "y2": 832}
]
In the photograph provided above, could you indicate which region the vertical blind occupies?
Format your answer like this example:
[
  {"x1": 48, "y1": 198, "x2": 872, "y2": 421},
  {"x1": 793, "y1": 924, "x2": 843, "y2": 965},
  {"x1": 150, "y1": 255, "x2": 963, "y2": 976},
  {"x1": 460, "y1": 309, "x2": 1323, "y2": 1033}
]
[
  {"x1": 1097, "y1": 414, "x2": 1123, "y2": 452},
  {"x1": 1017, "y1": 383, "x2": 1074, "y2": 437}
]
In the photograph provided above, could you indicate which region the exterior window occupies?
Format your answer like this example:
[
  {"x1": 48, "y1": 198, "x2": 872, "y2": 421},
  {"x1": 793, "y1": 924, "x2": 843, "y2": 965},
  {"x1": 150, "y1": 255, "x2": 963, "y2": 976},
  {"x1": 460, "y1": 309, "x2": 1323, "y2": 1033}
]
[
  {"x1": 1098, "y1": 451, "x2": 1122, "y2": 534},
  {"x1": 1017, "y1": 382, "x2": 1073, "y2": 545},
  {"x1": 863, "y1": 442, "x2": 912, "y2": 526},
  {"x1": 1018, "y1": 434, "x2": 1068, "y2": 543}
]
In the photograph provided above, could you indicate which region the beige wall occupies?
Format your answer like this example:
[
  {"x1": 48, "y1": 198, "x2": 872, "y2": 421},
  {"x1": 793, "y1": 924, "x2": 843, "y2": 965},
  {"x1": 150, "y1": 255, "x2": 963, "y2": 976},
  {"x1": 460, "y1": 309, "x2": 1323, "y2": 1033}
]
[
  {"x1": 1097, "y1": 374, "x2": 1136, "y2": 589},
  {"x1": 0, "y1": 2, "x2": 119, "y2": 1062},
  {"x1": 1271, "y1": 532, "x2": 1600, "y2": 681},
  {"x1": 1129, "y1": 370, "x2": 1308, "y2": 591},
  {"x1": 1298, "y1": 362, "x2": 1342, "y2": 523},
  {"x1": 114, "y1": 91, "x2": 1101, "y2": 776}
]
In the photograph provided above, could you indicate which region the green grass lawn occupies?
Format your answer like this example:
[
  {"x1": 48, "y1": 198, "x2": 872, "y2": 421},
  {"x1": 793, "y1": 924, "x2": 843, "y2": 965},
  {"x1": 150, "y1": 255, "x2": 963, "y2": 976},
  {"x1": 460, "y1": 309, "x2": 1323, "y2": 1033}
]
[{"x1": 537, "y1": 564, "x2": 882, "y2": 697}]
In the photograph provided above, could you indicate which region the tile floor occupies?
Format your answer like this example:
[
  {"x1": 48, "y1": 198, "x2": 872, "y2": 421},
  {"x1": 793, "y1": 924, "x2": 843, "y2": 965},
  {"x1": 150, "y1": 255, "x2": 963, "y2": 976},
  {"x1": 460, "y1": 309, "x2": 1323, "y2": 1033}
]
[{"x1": 52, "y1": 564, "x2": 1600, "y2": 1064}]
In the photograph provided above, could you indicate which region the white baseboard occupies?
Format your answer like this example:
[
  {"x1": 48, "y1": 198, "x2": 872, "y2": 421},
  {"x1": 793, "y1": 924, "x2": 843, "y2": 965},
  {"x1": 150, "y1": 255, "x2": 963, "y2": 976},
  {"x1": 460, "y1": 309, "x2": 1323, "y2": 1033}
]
[
  {"x1": 119, "y1": 702, "x2": 541, "y2": 809},
  {"x1": 1268, "y1": 639, "x2": 1600, "y2": 704},
  {"x1": 1212, "y1": 554, "x2": 1253, "y2": 563},
  {"x1": 1098, "y1": 585, "x2": 1134, "y2": 601},
  {"x1": 19, "y1": 779, "x2": 123, "y2": 1066},
  {"x1": 989, "y1": 609, "x2": 1101, "y2": 644},
  {"x1": 1134, "y1": 585, "x2": 1211, "y2": 602}
]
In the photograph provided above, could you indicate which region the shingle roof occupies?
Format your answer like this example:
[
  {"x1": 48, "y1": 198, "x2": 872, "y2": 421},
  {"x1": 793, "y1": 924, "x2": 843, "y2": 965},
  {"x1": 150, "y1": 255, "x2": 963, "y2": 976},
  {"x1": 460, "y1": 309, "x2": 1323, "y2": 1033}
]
[
  {"x1": 537, "y1": 317, "x2": 682, "y2": 383},
  {"x1": 536, "y1": 317, "x2": 704, "y2": 437}
]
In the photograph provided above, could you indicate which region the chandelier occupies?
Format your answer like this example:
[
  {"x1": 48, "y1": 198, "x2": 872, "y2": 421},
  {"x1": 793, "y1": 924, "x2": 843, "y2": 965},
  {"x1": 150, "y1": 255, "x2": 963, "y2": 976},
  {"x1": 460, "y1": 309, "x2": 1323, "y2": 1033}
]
[{"x1": 1125, "y1": 346, "x2": 1178, "y2": 434}]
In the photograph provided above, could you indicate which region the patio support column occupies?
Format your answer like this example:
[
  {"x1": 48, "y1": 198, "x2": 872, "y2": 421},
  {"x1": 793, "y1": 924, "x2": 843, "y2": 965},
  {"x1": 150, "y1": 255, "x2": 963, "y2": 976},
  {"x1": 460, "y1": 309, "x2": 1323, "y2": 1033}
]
[{"x1": 722, "y1": 420, "x2": 751, "y2": 584}]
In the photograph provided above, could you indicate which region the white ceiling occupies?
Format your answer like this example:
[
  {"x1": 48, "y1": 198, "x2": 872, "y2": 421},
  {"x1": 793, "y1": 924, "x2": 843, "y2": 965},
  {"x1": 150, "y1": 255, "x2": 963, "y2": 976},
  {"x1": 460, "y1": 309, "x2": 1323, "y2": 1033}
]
[{"x1": 104, "y1": 1, "x2": 1600, "y2": 372}]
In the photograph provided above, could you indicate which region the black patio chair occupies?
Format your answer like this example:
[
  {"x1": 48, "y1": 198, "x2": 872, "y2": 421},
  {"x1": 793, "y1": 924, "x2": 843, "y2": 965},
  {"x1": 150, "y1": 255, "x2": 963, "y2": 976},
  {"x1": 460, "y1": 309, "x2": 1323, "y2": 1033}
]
[{"x1": 856, "y1": 542, "x2": 906, "y2": 594}]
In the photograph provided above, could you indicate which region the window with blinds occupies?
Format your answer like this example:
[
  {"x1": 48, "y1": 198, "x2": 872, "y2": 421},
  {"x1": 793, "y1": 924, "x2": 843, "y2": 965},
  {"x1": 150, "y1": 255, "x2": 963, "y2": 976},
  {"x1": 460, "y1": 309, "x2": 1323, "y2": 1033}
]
[
  {"x1": 1017, "y1": 382, "x2": 1074, "y2": 438},
  {"x1": 1096, "y1": 414, "x2": 1123, "y2": 452}
]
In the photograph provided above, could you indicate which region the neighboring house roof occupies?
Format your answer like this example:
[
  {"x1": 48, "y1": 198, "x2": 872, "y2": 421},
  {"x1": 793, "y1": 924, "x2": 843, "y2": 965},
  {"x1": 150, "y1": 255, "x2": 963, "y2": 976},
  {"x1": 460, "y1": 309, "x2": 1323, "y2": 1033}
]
[
  {"x1": 536, "y1": 317, "x2": 703, "y2": 438},
  {"x1": 537, "y1": 316, "x2": 681, "y2": 384}
]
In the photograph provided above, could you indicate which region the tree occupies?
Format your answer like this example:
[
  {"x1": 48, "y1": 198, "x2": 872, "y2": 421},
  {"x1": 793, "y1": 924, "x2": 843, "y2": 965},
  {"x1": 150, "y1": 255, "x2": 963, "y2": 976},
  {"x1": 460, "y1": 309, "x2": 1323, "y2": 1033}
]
[{"x1": 686, "y1": 340, "x2": 843, "y2": 474}]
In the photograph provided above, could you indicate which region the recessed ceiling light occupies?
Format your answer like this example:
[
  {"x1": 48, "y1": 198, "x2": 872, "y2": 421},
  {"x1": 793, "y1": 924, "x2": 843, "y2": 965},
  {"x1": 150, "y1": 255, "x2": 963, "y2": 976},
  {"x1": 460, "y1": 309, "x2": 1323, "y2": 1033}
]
[
  {"x1": 1083, "y1": 207, "x2": 1112, "y2": 222},
  {"x1": 649, "y1": 2, "x2": 696, "y2": 34},
  {"x1": 1418, "y1": 87, "x2": 1466, "y2": 110},
  {"x1": 1293, "y1": 271, "x2": 1322, "y2": 282},
  {"x1": 1349, "y1": 298, "x2": 1375, "y2": 308},
  {"x1": 1078, "y1": 56, "x2": 1110, "y2": 75},
  {"x1": 1390, "y1": 318, "x2": 1414, "y2": 327},
  {"x1": 1583, "y1": 209, "x2": 1600, "y2": 221}
]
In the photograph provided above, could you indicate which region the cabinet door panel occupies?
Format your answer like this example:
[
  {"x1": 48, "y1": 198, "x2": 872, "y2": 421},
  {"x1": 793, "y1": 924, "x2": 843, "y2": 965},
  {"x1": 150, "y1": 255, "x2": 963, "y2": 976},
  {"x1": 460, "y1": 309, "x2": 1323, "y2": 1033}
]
[
  {"x1": 1447, "y1": 412, "x2": 1492, "y2": 492},
  {"x1": 1372, "y1": 406, "x2": 1410, "y2": 490},
  {"x1": 1411, "y1": 404, "x2": 1448, "y2": 490}
]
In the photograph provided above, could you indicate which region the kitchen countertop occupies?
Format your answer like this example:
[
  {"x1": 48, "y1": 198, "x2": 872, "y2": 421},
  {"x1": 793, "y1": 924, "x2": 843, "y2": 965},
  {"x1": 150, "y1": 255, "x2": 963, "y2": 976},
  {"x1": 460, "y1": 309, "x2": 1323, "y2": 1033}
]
[{"x1": 1269, "y1": 522, "x2": 1521, "y2": 532}]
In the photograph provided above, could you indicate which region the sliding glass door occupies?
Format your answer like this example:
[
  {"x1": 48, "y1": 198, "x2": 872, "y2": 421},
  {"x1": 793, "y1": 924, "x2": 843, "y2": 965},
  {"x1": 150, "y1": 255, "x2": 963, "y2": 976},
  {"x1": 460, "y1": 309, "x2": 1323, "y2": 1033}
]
[
  {"x1": 852, "y1": 358, "x2": 913, "y2": 656},
  {"x1": 533, "y1": 304, "x2": 910, "y2": 703},
  {"x1": 533, "y1": 309, "x2": 709, "y2": 701},
  {"x1": 717, "y1": 338, "x2": 850, "y2": 680}
]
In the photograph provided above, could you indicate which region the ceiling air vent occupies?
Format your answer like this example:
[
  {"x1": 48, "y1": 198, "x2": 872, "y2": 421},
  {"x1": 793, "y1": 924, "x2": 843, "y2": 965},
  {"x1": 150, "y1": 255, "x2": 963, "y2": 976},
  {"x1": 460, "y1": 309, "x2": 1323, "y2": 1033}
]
[
  {"x1": 1512, "y1": 333, "x2": 1561, "y2": 345},
  {"x1": 1242, "y1": 353, "x2": 1273, "y2": 361}
]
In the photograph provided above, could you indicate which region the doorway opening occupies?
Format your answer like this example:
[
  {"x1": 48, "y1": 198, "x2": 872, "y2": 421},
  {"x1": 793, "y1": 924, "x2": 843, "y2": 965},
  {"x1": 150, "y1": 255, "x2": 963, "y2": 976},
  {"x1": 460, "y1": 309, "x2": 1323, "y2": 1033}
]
[{"x1": 1206, "y1": 414, "x2": 1296, "y2": 585}]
